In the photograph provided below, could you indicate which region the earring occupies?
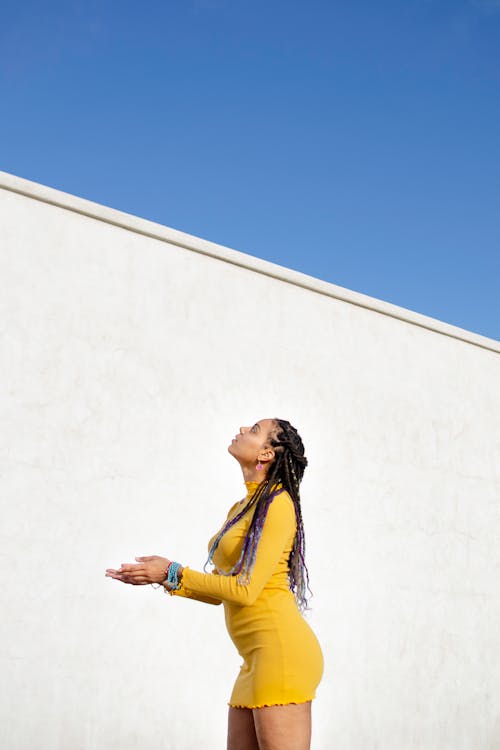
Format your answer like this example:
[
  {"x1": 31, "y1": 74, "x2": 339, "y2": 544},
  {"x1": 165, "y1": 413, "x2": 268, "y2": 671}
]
[{"x1": 256, "y1": 462, "x2": 263, "y2": 471}]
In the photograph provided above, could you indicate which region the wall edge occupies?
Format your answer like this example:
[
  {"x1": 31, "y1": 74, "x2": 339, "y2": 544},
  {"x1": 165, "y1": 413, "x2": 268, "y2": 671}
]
[{"x1": 1, "y1": 169, "x2": 498, "y2": 354}]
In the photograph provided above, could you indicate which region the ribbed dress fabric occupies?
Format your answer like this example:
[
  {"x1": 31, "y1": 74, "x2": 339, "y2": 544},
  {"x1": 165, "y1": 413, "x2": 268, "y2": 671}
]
[{"x1": 170, "y1": 480, "x2": 324, "y2": 708}]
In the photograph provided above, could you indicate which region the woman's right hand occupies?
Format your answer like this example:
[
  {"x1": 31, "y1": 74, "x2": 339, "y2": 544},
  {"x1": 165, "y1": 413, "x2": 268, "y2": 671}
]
[{"x1": 105, "y1": 555, "x2": 170, "y2": 585}]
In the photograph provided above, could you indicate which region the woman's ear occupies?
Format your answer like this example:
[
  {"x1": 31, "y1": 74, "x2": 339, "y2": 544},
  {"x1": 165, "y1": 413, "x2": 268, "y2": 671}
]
[{"x1": 258, "y1": 448, "x2": 275, "y2": 464}]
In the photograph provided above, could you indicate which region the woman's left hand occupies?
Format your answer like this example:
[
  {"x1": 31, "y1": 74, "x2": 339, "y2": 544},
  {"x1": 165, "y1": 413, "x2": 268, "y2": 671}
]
[{"x1": 105, "y1": 555, "x2": 170, "y2": 585}]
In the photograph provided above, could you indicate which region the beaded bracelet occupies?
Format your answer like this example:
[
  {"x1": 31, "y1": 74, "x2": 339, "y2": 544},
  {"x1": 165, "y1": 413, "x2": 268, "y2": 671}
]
[
  {"x1": 162, "y1": 562, "x2": 173, "y2": 593},
  {"x1": 166, "y1": 561, "x2": 182, "y2": 591}
]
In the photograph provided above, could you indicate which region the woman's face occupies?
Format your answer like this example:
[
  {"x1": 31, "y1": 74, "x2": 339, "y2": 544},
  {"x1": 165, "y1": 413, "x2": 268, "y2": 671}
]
[{"x1": 228, "y1": 418, "x2": 277, "y2": 468}]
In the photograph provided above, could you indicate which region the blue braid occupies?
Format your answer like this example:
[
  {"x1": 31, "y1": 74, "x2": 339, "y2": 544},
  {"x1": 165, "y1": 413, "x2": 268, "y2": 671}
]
[{"x1": 204, "y1": 484, "x2": 285, "y2": 584}]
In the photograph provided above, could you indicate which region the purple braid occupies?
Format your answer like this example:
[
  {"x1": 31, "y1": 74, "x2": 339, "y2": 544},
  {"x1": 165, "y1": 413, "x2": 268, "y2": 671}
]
[{"x1": 204, "y1": 418, "x2": 312, "y2": 612}]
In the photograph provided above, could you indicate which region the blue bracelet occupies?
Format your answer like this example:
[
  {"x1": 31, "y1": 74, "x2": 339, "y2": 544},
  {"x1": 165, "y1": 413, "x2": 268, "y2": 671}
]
[{"x1": 167, "y1": 561, "x2": 182, "y2": 591}]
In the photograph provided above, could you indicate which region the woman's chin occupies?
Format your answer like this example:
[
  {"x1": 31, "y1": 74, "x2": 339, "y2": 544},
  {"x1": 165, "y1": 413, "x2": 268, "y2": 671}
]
[{"x1": 227, "y1": 443, "x2": 239, "y2": 458}]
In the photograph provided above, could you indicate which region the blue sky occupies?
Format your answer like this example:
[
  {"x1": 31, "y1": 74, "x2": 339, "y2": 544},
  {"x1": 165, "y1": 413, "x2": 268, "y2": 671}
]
[{"x1": 1, "y1": 0, "x2": 499, "y2": 341}]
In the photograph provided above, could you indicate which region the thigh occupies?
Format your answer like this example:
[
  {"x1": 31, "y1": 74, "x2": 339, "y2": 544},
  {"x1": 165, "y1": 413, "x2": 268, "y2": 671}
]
[
  {"x1": 227, "y1": 706, "x2": 259, "y2": 750},
  {"x1": 253, "y1": 702, "x2": 312, "y2": 750}
]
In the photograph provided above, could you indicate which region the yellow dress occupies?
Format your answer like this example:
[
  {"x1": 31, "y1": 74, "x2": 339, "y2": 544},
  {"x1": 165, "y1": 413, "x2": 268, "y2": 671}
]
[{"x1": 169, "y1": 480, "x2": 324, "y2": 708}]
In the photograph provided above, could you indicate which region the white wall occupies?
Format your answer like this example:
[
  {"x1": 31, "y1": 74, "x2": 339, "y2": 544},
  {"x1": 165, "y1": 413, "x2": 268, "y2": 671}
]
[{"x1": 1, "y1": 170, "x2": 499, "y2": 750}]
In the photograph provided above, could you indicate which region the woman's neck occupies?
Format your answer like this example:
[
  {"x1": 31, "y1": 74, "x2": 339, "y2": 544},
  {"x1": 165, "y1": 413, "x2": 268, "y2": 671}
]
[{"x1": 241, "y1": 466, "x2": 268, "y2": 484}]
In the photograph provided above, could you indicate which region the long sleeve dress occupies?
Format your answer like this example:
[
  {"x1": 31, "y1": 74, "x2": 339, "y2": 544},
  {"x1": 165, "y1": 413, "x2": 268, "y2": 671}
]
[{"x1": 166, "y1": 480, "x2": 324, "y2": 709}]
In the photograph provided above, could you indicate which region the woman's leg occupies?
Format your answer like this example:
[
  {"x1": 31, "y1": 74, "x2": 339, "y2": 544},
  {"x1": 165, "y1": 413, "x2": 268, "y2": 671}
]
[
  {"x1": 227, "y1": 706, "x2": 259, "y2": 750},
  {"x1": 252, "y1": 702, "x2": 312, "y2": 750}
]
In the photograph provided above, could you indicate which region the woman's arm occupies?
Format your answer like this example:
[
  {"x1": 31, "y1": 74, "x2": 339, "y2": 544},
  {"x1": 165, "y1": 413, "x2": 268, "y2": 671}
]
[
  {"x1": 170, "y1": 492, "x2": 296, "y2": 607},
  {"x1": 107, "y1": 557, "x2": 222, "y2": 605},
  {"x1": 105, "y1": 501, "x2": 244, "y2": 604},
  {"x1": 105, "y1": 496, "x2": 294, "y2": 607}
]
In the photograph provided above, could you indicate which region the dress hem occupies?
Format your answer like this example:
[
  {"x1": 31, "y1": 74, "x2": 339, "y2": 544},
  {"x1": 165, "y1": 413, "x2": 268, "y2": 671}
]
[{"x1": 228, "y1": 697, "x2": 315, "y2": 709}]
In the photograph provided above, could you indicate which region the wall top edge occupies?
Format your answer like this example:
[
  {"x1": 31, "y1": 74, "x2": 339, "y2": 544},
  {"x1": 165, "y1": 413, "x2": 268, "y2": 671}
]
[{"x1": 1, "y1": 169, "x2": 498, "y2": 354}]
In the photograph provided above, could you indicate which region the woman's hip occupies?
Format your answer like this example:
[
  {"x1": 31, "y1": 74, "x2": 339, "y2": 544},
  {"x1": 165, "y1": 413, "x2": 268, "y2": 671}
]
[{"x1": 224, "y1": 591, "x2": 323, "y2": 663}]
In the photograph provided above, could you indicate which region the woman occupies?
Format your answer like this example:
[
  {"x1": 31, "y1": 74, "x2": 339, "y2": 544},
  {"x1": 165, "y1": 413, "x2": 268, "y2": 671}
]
[{"x1": 105, "y1": 417, "x2": 324, "y2": 750}]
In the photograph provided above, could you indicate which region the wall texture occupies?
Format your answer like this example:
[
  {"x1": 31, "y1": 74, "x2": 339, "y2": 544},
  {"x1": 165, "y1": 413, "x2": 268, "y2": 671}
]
[{"x1": 1, "y1": 170, "x2": 499, "y2": 750}]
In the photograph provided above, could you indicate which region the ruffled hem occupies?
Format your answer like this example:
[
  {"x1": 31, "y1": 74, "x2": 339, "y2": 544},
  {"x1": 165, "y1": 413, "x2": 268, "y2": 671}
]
[{"x1": 228, "y1": 697, "x2": 315, "y2": 709}]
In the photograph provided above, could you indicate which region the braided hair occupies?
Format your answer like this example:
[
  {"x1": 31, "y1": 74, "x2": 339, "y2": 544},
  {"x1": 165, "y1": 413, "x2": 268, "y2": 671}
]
[{"x1": 204, "y1": 418, "x2": 312, "y2": 612}]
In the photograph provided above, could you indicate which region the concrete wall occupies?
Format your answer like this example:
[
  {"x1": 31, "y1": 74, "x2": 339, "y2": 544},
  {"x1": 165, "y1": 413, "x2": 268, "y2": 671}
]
[{"x1": 1, "y1": 169, "x2": 499, "y2": 750}]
